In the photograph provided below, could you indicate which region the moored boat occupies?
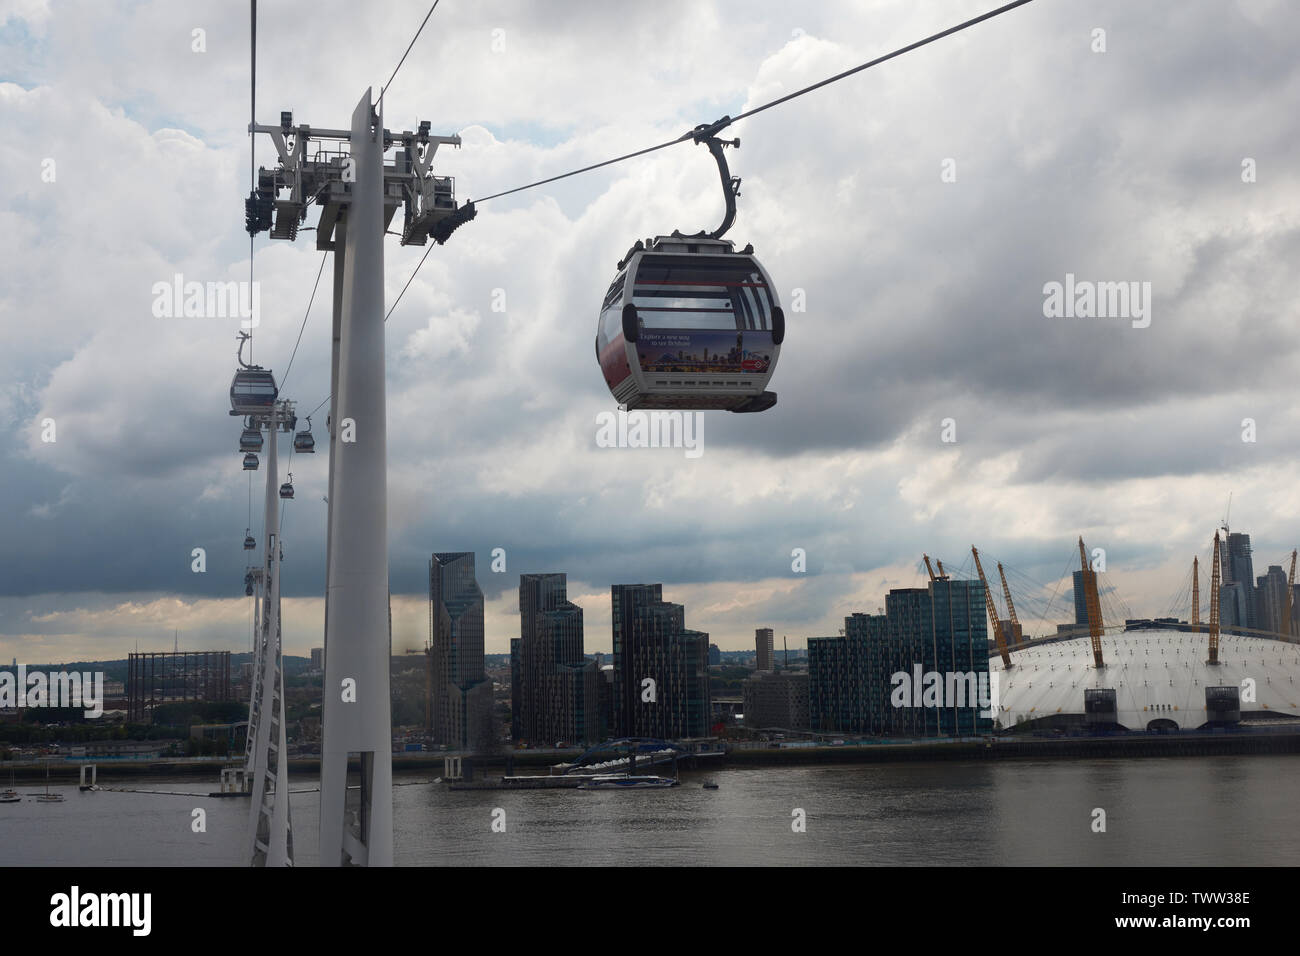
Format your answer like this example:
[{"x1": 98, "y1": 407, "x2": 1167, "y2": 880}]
[{"x1": 578, "y1": 774, "x2": 678, "y2": 790}]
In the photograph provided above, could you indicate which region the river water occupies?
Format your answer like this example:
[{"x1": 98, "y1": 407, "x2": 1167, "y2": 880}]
[{"x1": 2, "y1": 756, "x2": 1297, "y2": 865}]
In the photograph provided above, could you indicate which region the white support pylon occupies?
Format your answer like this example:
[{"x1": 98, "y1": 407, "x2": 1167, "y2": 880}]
[
  {"x1": 249, "y1": 86, "x2": 462, "y2": 868},
  {"x1": 241, "y1": 566, "x2": 264, "y2": 776},
  {"x1": 246, "y1": 401, "x2": 294, "y2": 866},
  {"x1": 319, "y1": 88, "x2": 393, "y2": 867}
]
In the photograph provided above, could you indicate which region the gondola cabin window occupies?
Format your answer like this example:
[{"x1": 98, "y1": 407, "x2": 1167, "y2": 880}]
[{"x1": 631, "y1": 256, "x2": 773, "y2": 331}]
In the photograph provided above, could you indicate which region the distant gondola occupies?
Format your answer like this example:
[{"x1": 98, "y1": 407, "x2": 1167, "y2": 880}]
[
  {"x1": 243, "y1": 453, "x2": 259, "y2": 471},
  {"x1": 293, "y1": 418, "x2": 315, "y2": 453},
  {"x1": 229, "y1": 331, "x2": 278, "y2": 417},
  {"x1": 239, "y1": 425, "x2": 263, "y2": 453},
  {"x1": 230, "y1": 368, "x2": 278, "y2": 416}
]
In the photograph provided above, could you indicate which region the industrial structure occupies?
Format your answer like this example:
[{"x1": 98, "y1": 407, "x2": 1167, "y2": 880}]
[
  {"x1": 229, "y1": 328, "x2": 299, "y2": 867},
  {"x1": 126, "y1": 650, "x2": 232, "y2": 722},
  {"x1": 243, "y1": 74, "x2": 473, "y2": 865}
]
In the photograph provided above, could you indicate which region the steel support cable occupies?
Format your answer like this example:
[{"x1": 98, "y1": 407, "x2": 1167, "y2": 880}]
[
  {"x1": 249, "y1": 0, "x2": 257, "y2": 363},
  {"x1": 304, "y1": 0, "x2": 445, "y2": 418},
  {"x1": 385, "y1": 242, "x2": 434, "y2": 322},
  {"x1": 1039, "y1": 548, "x2": 1081, "y2": 631},
  {"x1": 378, "y1": 0, "x2": 442, "y2": 108},
  {"x1": 327, "y1": 0, "x2": 1037, "y2": 440},
  {"x1": 278, "y1": 251, "x2": 329, "y2": 392},
  {"x1": 471, "y1": 0, "x2": 1035, "y2": 204},
  {"x1": 1000, "y1": 562, "x2": 1060, "y2": 624}
]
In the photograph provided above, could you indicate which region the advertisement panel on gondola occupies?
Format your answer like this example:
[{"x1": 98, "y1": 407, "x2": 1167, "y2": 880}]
[{"x1": 636, "y1": 330, "x2": 774, "y2": 374}]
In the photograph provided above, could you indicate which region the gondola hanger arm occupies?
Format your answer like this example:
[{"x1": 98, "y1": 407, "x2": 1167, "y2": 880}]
[{"x1": 686, "y1": 116, "x2": 742, "y2": 240}]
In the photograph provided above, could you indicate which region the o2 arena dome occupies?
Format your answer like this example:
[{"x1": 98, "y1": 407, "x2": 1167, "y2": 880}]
[{"x1": 991, "y1": 628, "x2": 1300, "y2": 731}]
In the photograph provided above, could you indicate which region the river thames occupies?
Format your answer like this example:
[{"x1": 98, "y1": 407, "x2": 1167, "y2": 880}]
[{"x1": 2, "y1": 755, "x2": 1297, "y2": 865}]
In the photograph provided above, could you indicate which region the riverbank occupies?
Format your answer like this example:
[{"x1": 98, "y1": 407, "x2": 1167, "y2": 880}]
[{"x1": 8, "y1": 727, "x2": 1297, "y2": 781}]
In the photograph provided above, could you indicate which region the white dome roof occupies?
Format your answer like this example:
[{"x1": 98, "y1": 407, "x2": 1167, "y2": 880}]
[{"x1": 990, "y1": 629, "x2": 1300, "y2": 730}]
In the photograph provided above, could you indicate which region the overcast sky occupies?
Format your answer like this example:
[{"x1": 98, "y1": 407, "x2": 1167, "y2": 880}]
[{"x1": 1, "y1": 0, "x2": 1297, "y2": 662}]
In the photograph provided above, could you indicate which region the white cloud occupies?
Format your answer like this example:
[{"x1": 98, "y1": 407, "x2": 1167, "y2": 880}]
[{"x1": 2, "y1": 1, "x2": 1300, "y2": 659}]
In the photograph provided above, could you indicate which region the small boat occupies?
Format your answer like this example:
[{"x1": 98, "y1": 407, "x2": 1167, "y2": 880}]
[
  {"x1": 702, "y1": 781, "x2": 719, "y2": 790},
  {"x1": 1, "y1": 767, "x2": 20, "y2": 802},
  {"x1": 578, "y1": 774, "x2": 678, "y2": 790},
  {"x1": 35, "y1": 761, "x2": 64, "y2": 803}
]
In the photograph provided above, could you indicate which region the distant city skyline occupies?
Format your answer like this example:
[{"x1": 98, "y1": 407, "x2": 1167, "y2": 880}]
[{"x1": 7, "y1": 522, "x2": 1294, "y2": 664}]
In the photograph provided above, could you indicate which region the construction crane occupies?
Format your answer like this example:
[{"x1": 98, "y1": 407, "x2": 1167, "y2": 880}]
[
  {"x1": 1208, "y1": 532, "x2": 1221, "y2": 664},
  {"x1": 971, "y1": 547, "x2": 1012, "y2": 669},
  {"x1": 1283, "y1": 550, "x2": 1297, "y2": 639},
  {"x1": 1191, "y1": 556, "x2": 1200, "y2": 630},
  {"x1": 996, "y1": 562, "x2": 1023, "y2": 649},
  {"x1": 1078, "y1": 537, "x2": 1105, "y2": 668}
]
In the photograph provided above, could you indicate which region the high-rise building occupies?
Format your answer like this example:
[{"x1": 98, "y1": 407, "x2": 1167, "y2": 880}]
[
  {"x1": 808, "y1": 580, "x2": 991, "y2": 738},
  {"x1": 849, "y1": 611, "x2": 893, "y2": 733},
  {"x1": 708, "y1": 643, "x2": 722, "y2": 666},
  {"x1": 1225, "y1": 533, "x2": 1257, "y2": 631},
  {"x1": 611, "y1": 584, "x2": 711, "y2": 739},
  {"x1": 755, "y1": 628, "x2": 775, "y2": 671},
  {"x1": 512, "y1": 573, "x2": 600, "y2": 746},
  {"x1": 1256, "y1": 565, "x2": 1289, "y2": 636},
  {"x1": 612, "y1": 584, "x2": 662, "y2": 735},
  {"x1": 743, "y1": 672, "x2": 810, "y2": 730},
  {"x1": 808, "y1": 631, "x2": 864, "y2": 734},
  {"x1": 928, "y1": 578, "x2": 989, "y2": 737},
  {"x1": 1220, "y1": 581, "x2": 1247, "y2": 634},
  {"x1": 429, "y1": 552, "x2": 494, "y2": 751},
  {"x1": 886, "y1": 587, "x2": 936, "y2": 737},
  {"x1": 1072, "y1": 571, "x2": 1089, "y2": 626},
  {"x1": 310, "y1": 647, "x2": 323, "y2": 671},
  {"x1": 509, "y1": 637, "x2": 521, "y2": 743},
  {"x1": 598, "y1": 665, "x2": 615, "y2": 737}
]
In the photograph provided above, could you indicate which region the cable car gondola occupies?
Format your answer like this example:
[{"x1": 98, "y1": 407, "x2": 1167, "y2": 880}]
[
  {"x1": 293, "y1": 417, "x2": 315, "y2": 453},
  {"x1": 244, "y1": 571, "x2": 255, "y2": 597},
  {"x1": 243, "y1": 453, "x2": 259, "y2": 471},
  {"x1": 243, "y1": 529, "x2": 256, "y2": 551},
  {"x1": 279, "y1": 474, "x2": 294, "y2": 500},
  {"x1": 239, "y1": 425, "x2": 263, "y2": 454},
  {"x1": 229, "y1": 331, "x2": 278, "y2": 416},
  {"x1": 596, "y1": 120, "x2": 783, "y2": 413}
]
